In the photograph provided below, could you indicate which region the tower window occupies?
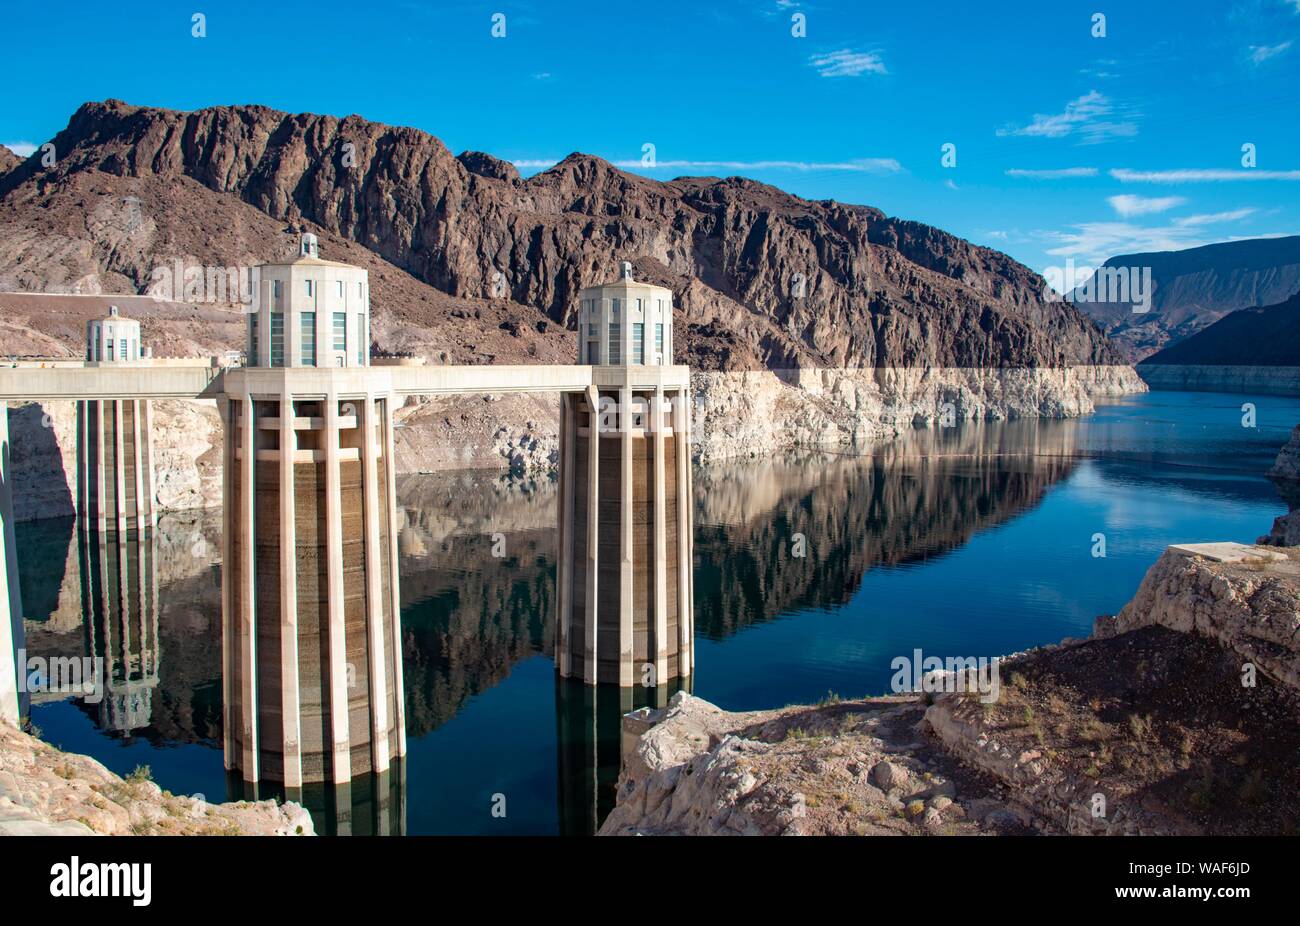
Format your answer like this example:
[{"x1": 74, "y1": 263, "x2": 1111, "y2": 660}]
[
  {"x1": 270, "y1": 312, "x2": 285, "y2": 367},
  {"x1": 655, "y1": 323, "x2": 664, "y2": 360},
  {"x1": 611, "y1": 298, "x2": 620, "y2": 316},
  {"x1": 333, "y1": 311, "x2": 347, "y2": 356},
  {"x1": 248, "y1": 315, "x2": 258, "y2": 363},
  {"x1": 301, "y1": 311, "x2": 316, "y2": 366},
  {"x1": 632, "y1": 322, "x2": 644, "y2": 364},
  {"x1": 608, "y1": 323, "x2": 621, "y2": 364},
  {"x1": 305, "y1": 279, "x2": 314, "y2": 297}
]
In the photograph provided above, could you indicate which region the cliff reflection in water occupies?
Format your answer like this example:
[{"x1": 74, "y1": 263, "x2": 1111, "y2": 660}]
[{"x1": 692, "y1": 419, "x2": 1078, "y2": 638}]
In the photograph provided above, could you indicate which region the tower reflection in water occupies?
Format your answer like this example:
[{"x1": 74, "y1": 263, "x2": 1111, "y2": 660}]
[
  {"x1": 553, "y1": 676, "x2": 692, "y2": 836},
  {"x1": 78, "y1": 529, "x2": 159, "y2": 734}
]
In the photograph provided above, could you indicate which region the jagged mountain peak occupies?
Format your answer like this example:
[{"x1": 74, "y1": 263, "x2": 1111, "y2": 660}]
[{"x1": 0, "y1": 98, "x2": 1123, "y2": 371}]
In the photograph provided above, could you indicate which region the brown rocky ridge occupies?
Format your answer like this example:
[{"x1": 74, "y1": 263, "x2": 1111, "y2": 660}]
[{"x1": 1, "y1": 99, "x2": 1143, "y2": 520}]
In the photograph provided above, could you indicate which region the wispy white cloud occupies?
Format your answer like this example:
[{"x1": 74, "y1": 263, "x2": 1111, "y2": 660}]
[
  {"x1": 513, "y1": 157, "x2": 903, "y2": 173},
  {"x1": 1172, "y1": 208, "x2": 1256, "y2": 226},
  {"x1": 1005, "y1": 167, "x2": 1099, "y2": 179},
  {"x1": 808, "y1": 49, "x2": 887, "y2": 78},
  {"x1": 997, "y1": 91, "x2": 1138, "y2": 144},
  {"x1": 1039, "y1": 222, "x2": 1208, "y2": 265},
  {"x1": 1040, "y1": 210, "x2": 1259, "y2": 265},
  {"x1": 1107, "y1": 194, "x2": 1185, "y2": 217},
  {"x1": 1111, "y1": 167, "x2": 1300, "y2": 182},
  {"x1": 1249, "y1": 40, "x2": 1293, "y2": 64},
  {"x1": 2, "y1": 141, "x2": 36, "y2": 157}
]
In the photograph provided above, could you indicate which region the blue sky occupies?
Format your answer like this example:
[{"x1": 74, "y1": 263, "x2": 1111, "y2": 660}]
[{"x1": 3, "y1": 0, "x2": 1299, "y2": 288}]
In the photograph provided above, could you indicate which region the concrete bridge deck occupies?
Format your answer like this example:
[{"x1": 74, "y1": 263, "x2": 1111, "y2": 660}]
[{"x1": 0, "y1": 363, "x2": 691, "y2": 402}]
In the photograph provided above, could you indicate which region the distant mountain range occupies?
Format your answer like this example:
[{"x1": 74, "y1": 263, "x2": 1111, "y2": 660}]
[
  {"x1": 1071, "y1": 237, "x2": 1300, "y2": 361},
  {"x1": 1141, "y1": 290, "x2": 1300, "y2": 366},
  {"x1": 0, "y1": 99, "x2": 1120, "y2": 371}
]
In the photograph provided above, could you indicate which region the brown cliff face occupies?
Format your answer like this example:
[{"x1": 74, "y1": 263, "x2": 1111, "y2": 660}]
[
  {"x1": 0, "y1": 146, "x2": 21, "y2": 177},
  {"x1": 0, "y1": 99, "x2": 1121, "y2": 371}
]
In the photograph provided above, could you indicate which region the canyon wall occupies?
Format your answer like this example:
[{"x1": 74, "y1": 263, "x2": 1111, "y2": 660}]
[
  {"x1": 7, "y1": 365, "x2": 1138, "y2": 522},
  {"x1": 1136, "y1": 364, "x2": 1300, "y2": 396}
]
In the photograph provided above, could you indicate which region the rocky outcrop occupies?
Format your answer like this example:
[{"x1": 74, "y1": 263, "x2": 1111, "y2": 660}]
[
  {"x1": 1261, "y1": 425, "x2": 1300, "y2": 546},
  {"x1": 1272, "y1": 425, "x2": 1300, "y2": 482},
  {"x1": 0, "y1": 721, "x2": 313, "y2": 835},
  {"x1": 0, "y1": 146, "x2": 20, "y2": 177},
  {"x1": 598, "y1": 692, "x2": 1027, "y2": 836},
  {"x1": 1097, "y1": 543, "x2": 1300, "y2": 690}
]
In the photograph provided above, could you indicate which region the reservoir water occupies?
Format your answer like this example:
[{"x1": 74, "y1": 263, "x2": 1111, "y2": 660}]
[{"x1": 18, "y1": 390, "x2": 1300, "y2": 834}]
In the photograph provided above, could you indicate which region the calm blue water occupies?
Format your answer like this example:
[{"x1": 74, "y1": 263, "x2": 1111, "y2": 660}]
[{"x1": 17, "y1": 390, "x2": 1300, "y2": 834}]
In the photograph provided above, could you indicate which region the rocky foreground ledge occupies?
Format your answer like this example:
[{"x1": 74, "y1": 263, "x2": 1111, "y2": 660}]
[
  {"x1": 602, "y1": 542, "x2": 1300, "y2": 836},
  {"x1": 0, "y1": 723, "x2": 313, "y2": 836}
]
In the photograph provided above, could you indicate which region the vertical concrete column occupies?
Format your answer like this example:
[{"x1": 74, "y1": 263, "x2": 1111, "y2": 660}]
[
  {"x1": 132, "y1": 401, "x2": 146, "y2": 534},
  {"x1": 583, "y1": 385, "x2": 600, "y2": 685},
  {"x1": 95, "y1": 402, "x2": 107, "y2": 533},
  {"x1": 685, "y1": 384, "x2": 695, "y2": 674},
  {"x1": 652, "y1": 386, "x2": 668, "y2": 685},
  {"x1": 0, "y1": 403, "x2": 24, "y2": 726},
  {"x1": 618, "y1": 387, "x2": 634, "y2": 687},
  {"x1": 323, "y1": 389, "x2": 352, "y2": 783},
  {"x1": 141, "y1": 400, "x2": 156, "y2": 531},
  {"x1": 279, "y1": 396, "x2": 303, "y2": 788},
  {"x1": 77, "y1": 402, "x2": 88, "y2": 535},
  {"x1": 675, "y1": 387, "x2": 692, "y2": 675},
  {"x1": 220, "y1": 398, "x2": 235, "y2": 769},
  {"x1": 360, "y1": 393, "x2": 390, "y2": 775},
  {"x1": 381, "y1": 392, "x2": 406, "y2": 757},
  {"x1": 557, "y1": 393, "x2": 575, "y2": 676},
  {"x1": 238, "y1": 393, "x2": 259, "y2": 779},
  {"x1": 113, "y1": 402, "x2": 127, "y2": 535}
]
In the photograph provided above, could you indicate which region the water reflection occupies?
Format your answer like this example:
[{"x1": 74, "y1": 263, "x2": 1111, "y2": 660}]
[
  {"x1": 79, "y1": 530, "x2": 159, "y2": 732},
  {"x1": 18, "y1": 394, "x2": 1300, "y2": 834},
  {"x1": 693, "y1": 419, "x2": 1078, "y2": 636}
]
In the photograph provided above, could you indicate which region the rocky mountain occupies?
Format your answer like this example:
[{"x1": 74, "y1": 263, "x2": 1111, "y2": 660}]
[
  {"x1": 1, "y1": 101, "x2": 1145, "y2": 519},
  {"x1": 1072, "y1": 237, "x2": 1300, "y2": 361},
  {"x1": 1139, "y1": 290, "x2": 1300, "y2": 366},
  {"x1": 0, "y1": 99, "x2": 1122, "y2": 372},
  {"x1": 0, "y1": 146, "x2": 21, "y2": 177}
]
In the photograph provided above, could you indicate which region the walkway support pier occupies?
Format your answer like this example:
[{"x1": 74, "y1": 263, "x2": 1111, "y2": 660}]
[{"x1": 1, "y1": 403, "x2": 25, "y2": 725}]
